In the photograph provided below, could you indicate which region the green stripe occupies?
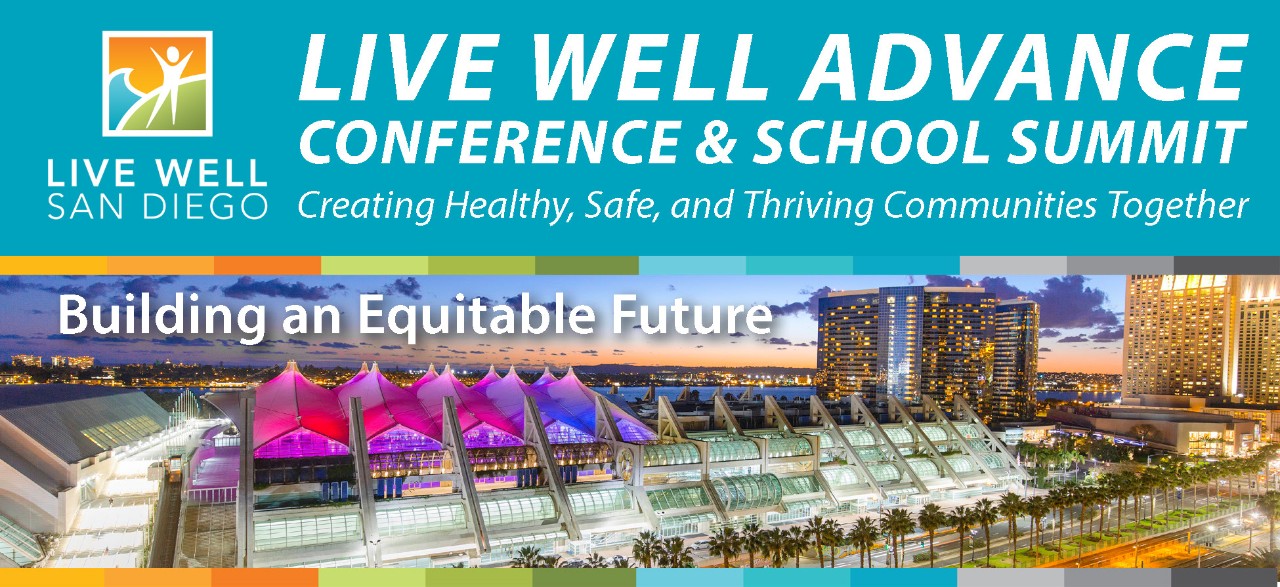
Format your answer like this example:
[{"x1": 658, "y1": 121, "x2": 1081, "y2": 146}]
[
  {"x1": 425, "y1": 568, "x2": 533, "y2": 587},
  {"x1": 535, "y1": 256, "x2": 639, "y2": 275},
  {"x1": 428, "y1": 256, "x2": 536, "y2": 274},
  {"x1": 320, "y1": 568, "x2": 426, "y2": 586},
  {"x1": 640, "y1": 256, "x2": 747, "y2": 274},
  {"x1": 321, "y1": 256, "x2": 430, "y2": 274},
  {"x1": 533, "y1": 568, "x2": 636, "y2": 587},
  {"x1": 746, "y1": 256, "x2": 854, "y2": 275}
]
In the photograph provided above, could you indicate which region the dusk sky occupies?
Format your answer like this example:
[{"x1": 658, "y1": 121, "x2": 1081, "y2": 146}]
[{"x1": 0, "y1": 274, "x2": 1126, "y2": 373}]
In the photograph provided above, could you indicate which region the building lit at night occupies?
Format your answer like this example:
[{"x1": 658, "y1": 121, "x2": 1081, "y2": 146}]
[{"x1": 203, "y1": 361, "x2": 1027, "y2": 568}]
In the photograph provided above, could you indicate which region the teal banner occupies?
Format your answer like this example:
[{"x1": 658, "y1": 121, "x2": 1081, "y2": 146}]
[{"x1": 4, "y1": 0, "x2": 1274, "y2": 256}]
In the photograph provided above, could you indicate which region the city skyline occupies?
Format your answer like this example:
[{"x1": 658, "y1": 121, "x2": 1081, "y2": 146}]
[{"x1": 0, "y1": 274, "x2": 1127, "y2": 373}]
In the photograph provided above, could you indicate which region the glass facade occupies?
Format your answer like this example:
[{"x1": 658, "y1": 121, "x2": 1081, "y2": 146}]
[
  {"x1": 711, "y1": 474, "x2": 784, "y2": 511},
  {"x1": 255, "y1": 513, "x2": 363, "y2": 552},
  {"x1": 766, "y1": 436, "x2": 813, "y2": 458},
  {"x1": 821, "y1": 465, "x2": 863, "y2": 487},
  {"x1": 479, "y1": 495, "x2": 557, "y2": 527},
  {"x1": 642, "y1": 443, "x2": 701, "y2": 466},
  {"x1": 255, "y1": 430, "x2": 350, "y2": 459},
  {"x1": 647, "y1": 486, "x2": 712, "y2": 510},
  {"x1": 778, "y1": 474, "x2": 822, "y2": 495},
  {"x1": 818, "y1": 287, "x2": 996, "y2": 405},
  {"x1": 568, "y1": 488, "x2": 633, "y2": 516},
  {"x1": 376, "y1": 503, "x2": 467, "y2": 536},
  {"x1": 707, "y1": 439, "x2": 761, "y2": 463}
]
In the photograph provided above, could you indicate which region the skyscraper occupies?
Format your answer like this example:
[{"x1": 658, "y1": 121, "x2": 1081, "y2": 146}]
[
  {"x1": 1235, "y1": 276, "x2": 1280, "y2": 404},
  {"x1": 990, "y1": 299, "x2": 1040, "y2": 420},
  {"x1": 1124, "y1": 275, "x2": 1280, "y2": 403},
  {"x1": 1123, "y1": 275, "x2": 1235, "y2": 397},
  {"x1": 817, "y1": 286, "x2": 996, "y2": 406}
]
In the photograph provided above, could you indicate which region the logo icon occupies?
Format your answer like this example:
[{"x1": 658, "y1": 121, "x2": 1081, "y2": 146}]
[{"x1": 103, "y1": 31, "x2": 212, "y2": 137}]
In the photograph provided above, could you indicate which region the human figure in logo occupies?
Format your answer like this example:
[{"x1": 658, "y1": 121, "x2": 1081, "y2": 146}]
[{"x1": 146, "y1": 45, "x2": 193, "y2": 128}]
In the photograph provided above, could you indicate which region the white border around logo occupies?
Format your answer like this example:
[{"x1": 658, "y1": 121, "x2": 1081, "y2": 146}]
[{"x1": 102, "y1": 30, "x2": 214, "y2": 137}]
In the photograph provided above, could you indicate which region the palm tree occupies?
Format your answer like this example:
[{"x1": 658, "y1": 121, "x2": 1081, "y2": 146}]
[
  {"x1": 1259, "y1": 490, "x2": 1280, "y2": 552},
  {"x1": 1026, "y1": 496, "x2": 1049, "y2": 565},
  {"x1": 951, "y1": 505, "x2": 974, "y2": 567},
  {"x1": 974, "y1": 498, "x2": 997, "y2": 567},
  {"x1": 583, "y1": 553, "x2": 608, "y2": 568},
  {"x1": 1241, "y1": 549, "x2": 1280, "y2": 580},
  {"x1": 512, "y1": 545, "x2": 544, "y2": 568},
  {"x1": 1048, "y1": 488, "x2": 1068, "y2": 552},
  {"x1": 633, "y1": 531, "x2": 660, "y2": 568},
  {"x1": 917, "y1": 503, "x2": 947, "y2": 567},
  {"x1": 708, "y1": 526, "x2": 741, "y2": 568},
  {"x1": 850, "y1": 516, "x2": 878, "y2": 568},
  {"x1": 659, "y1": 536, "x2": 694, "y2": 568},
  {"x1": 740, "y1": 521, "x2": 763, "y2": 568},
  {"x1": 829, "y1": 525, "x2": 847, "y2": 568},
  {"x1": 805, "y1": 517, "x2": 828, "y2": 568},
  {"x1": 787, "y1": 526, "x2": 808, "y2": 567},
  {"x1": 882, "y1": 508, "x2": 914, "y2": 568},
  {"x1": 611, "y1": 557, "x2": 633, "y2": 568},
  {"x1": 765, "y1": 529, "x2": 788, "y2": 568},
  {"x1": 999, "y1": 492, "x2": 1025, "y2": 567}
]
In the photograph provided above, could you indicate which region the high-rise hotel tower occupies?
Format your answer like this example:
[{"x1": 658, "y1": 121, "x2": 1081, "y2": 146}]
[
  {"x1": 991, "y1": 299, "x2": 1040, "y2": 420},
  {"x1": 817, "y1": 286, "x2": 1014, "y2": 408},
  {"x1": 1123, "y1": 275, "x2": 1280, "y2": 403}
]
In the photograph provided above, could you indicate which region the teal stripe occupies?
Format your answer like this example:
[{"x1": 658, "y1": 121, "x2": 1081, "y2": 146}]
[
  {"x1": 857, "y1": 568, "x2": 957, "y2": 586},
  {"x1": 742, "y1": 568, "x2": 852, "y2": 587},
  {"x1": 854, "y1": 256, "x2": 959, "y2": 275},
  {"x1": 637, "y1": 568, "x2": 744, "y2": 587},
  {"x1": 746, "y1": 256, "x2": 854, "y2": 275},
  {"x1": 640, "y1": 256, "x2": 747, "y2": 274}
]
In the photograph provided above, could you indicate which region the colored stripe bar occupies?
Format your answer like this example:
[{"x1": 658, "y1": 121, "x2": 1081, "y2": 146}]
[
  {"x1": 854, "y1": 256, "x2": 959, "y2": 275},
  {"x1": 427, "y1": 256, "x2": 535, "y2": 275},
  {"x1": 321, "y1": 256, "x2": 430, "y2": 275},
  {"x1": 214, "y1": 256, "x2": 321, "y2": 275},
  {"x1": 640, "y1": 256, "x2": 747, "y2": 275},
  {"x1": 746, "y1": 256, "x2": 854, "y2": 275},
  {"x1": 0, "y1": 256, "x2": 107, "y2": 275},
  {"x1": 107, "y1": 256, "x2": 215, "y2": 275},
  {"x1": 535, "y1": 256, "x2": 639, "y2": 275}
]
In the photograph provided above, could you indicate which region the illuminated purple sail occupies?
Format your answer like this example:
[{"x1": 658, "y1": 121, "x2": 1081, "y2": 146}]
[
  {"x1": 248, "y1": 361, "x2": 352, "y2": 458},
  {"x1": 333, "y1": 362, "x2": 442, "y2": 453},
  {"x1": 207, "y1": 362, "x2": 659, "y2": 459}
]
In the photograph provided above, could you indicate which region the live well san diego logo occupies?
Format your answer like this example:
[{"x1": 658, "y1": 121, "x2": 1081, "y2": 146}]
[{"x1": 102, "y1": 31, "x2": 212, "y2": 137}]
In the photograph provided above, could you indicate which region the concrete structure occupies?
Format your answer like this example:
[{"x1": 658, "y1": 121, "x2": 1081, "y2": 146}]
[
  {"x1": 0, "y1": 385, "x2": 173, "y2": 566},
  {"x1": 1046, "y1": 404, "x2": 1251, "y2": 457},
  {"x1": 816, "y1": 286, "x2": 998, "y2": 407},
  {"x1": 204, "y1": 362, "x2": 1028, "y2": 568}
]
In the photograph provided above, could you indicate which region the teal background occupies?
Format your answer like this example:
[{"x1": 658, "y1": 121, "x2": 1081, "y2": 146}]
[{"x1": 2, "y1": 0, "x2": 1274, "y2": 256}]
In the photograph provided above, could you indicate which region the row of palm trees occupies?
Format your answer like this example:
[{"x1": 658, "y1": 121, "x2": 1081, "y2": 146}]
[{"x1": 611, "y1": 446, "x2": 1279, "y2": 569}]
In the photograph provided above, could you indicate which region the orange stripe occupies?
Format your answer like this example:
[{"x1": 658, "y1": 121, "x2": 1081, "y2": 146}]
[
  {"x1": 105, "y1": 568, "x2": 212, "y2": 587},
  {"x1": 214, "y1": 256, "x2": 321, "y2": 275},
  {"x1": 0, "y1": 256, "x2": 107, "y2": 275},
  {"x1": 212, "y1": 568, "x2": 316, "y2": 587},
  {"x1": 107, "y1": 256, "x2": 216, "y2": 275},
  {"x1": 0, "y1": 569, "x2": 105, "y2": 587}
]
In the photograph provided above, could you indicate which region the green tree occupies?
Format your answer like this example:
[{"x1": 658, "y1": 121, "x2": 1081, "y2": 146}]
[
  {"x1": 740, "y1": 521, "x2": 763, "y2": 569},
  {"x1": 708, "y1": 526, "x2": 741, "y2": 568},
  {"x1": 974, "y1": 498, "x2": 998, "y2": 567},
  {"x1": 951, "y1": 505, "x2": 975, "y2": 567},
  {"x1": 849, "y1": 516, "x2": 879, "y2": 568},
  {"x1": 999, "y1": 492, "x2": 1026, "y2": 568},
  {"x1": 632, "y1": 531, "x2": 660, "y2": 568},
  {"x1": 1259, "y1": 490, "x2": 1280, "y2": 552},
  {"x1": 917, "y1": 503, "x2": 948, "y2": 568}
]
